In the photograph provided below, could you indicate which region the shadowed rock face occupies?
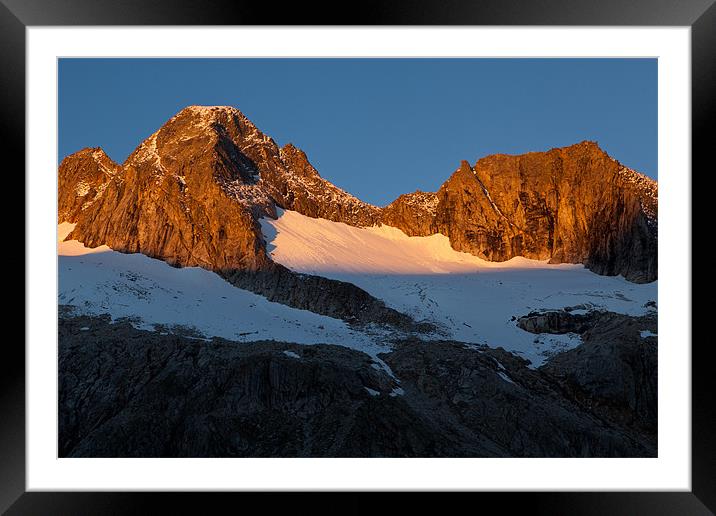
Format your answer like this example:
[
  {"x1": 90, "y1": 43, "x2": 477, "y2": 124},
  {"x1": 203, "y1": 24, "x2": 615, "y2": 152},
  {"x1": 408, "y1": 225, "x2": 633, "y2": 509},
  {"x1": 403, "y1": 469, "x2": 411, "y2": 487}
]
[
  {"x1": 537, "y1": 310, "x2": 658, "y2": 436},
  {"x1": 58, "y1": 106, "x2": 657, "y2": 283},
  {"x1": 221, "y1": 265, "x2": 430, "y2": 332},
  {"x1": 59, "y1": 310, "x2": 656, "y2": 457}
]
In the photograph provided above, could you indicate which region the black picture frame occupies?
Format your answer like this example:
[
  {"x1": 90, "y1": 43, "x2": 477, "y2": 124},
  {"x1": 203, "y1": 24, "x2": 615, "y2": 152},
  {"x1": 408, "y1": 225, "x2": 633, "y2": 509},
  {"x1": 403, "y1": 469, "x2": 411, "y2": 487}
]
[{"x1": 5, "y1": 0, "x2": 713, "y2": 513}]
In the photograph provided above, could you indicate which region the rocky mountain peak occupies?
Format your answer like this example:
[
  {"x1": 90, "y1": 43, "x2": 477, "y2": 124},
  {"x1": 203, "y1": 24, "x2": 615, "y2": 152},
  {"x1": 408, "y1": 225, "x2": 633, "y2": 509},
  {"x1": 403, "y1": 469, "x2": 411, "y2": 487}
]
[
  {"x1": 171, "y1": 105, "x2": 264, "y2": 140},
  {"x1": 381, "y1": 190, "x2": 439, "y2": 237},
  {"x1": 442, "y1": 160, "x2": 479, "y2": 190},
  {"x1": 115, "y1": 107, "x2": 283, "y2": 228},
  {"x1": 570, "y1": 139, "x2": 602, "y2": 151},
  {"x1": 183, "y1": 104, "x2": 244, "y2": 116},
  {"x1": 65, "y1": 146, "x2": 119, "y2": 173},
  {"x1": 459, "y1": 159, "x2": 473, "y2": 172}
]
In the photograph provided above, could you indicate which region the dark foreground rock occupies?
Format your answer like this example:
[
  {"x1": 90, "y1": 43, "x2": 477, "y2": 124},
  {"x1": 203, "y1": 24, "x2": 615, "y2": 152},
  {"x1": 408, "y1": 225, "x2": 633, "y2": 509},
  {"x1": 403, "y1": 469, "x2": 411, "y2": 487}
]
[
  {"x1": 59, "y1": 309, "x2": 656, "y2": 457},
  {"x1": 221, "y1": 265, "x2": 429, "y2": 331},
  {"x1": 536, "y1": 310, "x2": 658, "y2": 437}
]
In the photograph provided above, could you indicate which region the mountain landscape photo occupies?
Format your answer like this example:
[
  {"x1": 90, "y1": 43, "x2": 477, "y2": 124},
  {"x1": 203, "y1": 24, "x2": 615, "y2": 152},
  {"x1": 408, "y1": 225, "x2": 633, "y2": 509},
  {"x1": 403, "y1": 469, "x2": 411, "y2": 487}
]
[{"x1": 57, "y1": 59, "x2": 658, "y2": 458}]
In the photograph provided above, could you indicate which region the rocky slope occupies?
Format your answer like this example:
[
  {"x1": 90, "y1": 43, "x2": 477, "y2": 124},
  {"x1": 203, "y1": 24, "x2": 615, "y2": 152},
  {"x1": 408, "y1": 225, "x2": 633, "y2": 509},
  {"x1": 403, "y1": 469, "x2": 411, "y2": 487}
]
[
  {"x1": 58, "y1": 106, "x2": 657, "y2": 285},
  {"x1": 271, "y1": 144, "x2": 381, "y2": 226},
  {"x1": 59, "y1": 308, "x2": 656, "y2": 457}
]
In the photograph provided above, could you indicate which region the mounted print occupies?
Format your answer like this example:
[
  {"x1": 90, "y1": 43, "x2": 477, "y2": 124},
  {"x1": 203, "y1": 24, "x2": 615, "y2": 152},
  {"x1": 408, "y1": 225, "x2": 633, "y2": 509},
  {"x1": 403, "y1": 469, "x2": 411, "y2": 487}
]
[{"x1": 56, "y1": 57, "x2": 659, "y2": 458}]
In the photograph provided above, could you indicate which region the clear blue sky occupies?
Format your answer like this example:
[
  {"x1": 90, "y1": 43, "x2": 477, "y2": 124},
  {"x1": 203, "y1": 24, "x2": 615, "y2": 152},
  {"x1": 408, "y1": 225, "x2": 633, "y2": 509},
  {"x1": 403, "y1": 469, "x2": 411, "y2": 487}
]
[{"x1": 59, "y1": 58, "x2": 657, "y2": 206}]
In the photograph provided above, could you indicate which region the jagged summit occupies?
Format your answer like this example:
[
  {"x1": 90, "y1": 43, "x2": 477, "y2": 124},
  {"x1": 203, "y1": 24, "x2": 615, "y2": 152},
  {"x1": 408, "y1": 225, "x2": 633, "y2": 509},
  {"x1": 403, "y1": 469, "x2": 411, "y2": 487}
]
[
  {"x1": 62, "y1": 146, "x2": 118, "y2": 171},
  {"x1": 279, "y1": 144, "x2": 321, "y2": 178},
  {"x1": 58, "y1": 105, "x2": 658, "y2": 282},
  {"x1": 472, "y1": 140, "x2": 602, "y2": 164},
  {"x1": 172, "y1": 104, "x2": 257, "y2": 128},
  {"x1": 174, "y1": 104, "x2": 263, "y2": 134},
  {"x1": 58, "y1": 147, "x2": 121, "y2": 223},
  {"x1": 184, "y1": 104, "x2": 242, "y2": 113}
]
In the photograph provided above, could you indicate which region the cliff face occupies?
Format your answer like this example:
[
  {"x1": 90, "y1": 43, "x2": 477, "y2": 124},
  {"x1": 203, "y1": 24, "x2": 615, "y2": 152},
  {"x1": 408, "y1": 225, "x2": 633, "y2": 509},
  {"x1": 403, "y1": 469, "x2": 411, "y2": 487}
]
[
  {"x1": 58, "y1": 106, "x2": 657, "y2": 283},
  {"x1": 385, "y1": 143, "x2": 658, "y2": 282}
]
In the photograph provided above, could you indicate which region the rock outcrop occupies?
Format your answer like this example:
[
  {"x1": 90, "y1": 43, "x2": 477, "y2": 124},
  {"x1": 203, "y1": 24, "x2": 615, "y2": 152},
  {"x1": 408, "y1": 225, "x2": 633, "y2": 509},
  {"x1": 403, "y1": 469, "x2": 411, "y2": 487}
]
[
  {"x1": 58, "y1": 106, "x2": 657, "y2": 284},
  {"x1": 222, "y1": 265, "x2": 430, "y2": 331},
  {"x1": 59, "y1": 309, "x2": 656, "y2": 457},
  {"x1": 381, "y1": 190, "x2": 438, "y2": 236}
]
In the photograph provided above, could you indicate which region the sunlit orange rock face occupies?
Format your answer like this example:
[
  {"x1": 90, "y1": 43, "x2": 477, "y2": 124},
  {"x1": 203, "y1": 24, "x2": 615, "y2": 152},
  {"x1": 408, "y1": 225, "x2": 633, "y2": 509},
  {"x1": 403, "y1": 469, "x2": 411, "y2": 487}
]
[
  {"x1": 58, "y1": 106, "x2": 657, "y2": 283},
  {"x1": 430, "y1": 143, "x2": 658, "y2": 282},
  {"x1": 377, "y1": 143, "x2": 656, "y2": 282}
]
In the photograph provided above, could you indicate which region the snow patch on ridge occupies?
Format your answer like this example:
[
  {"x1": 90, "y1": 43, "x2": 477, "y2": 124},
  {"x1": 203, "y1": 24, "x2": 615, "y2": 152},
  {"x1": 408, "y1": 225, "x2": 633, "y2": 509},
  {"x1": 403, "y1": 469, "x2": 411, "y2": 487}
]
[
  {"x1": 75, "y1": 181, "x2": 91, "y2": 197},
  {"x1": 260, "y1": 210, "x2": 560, "y2": 275},
  {"x1": 386, "y1": 191, "x2": 438, "y2": 215},
  {"x1": 129, "y1": 131, "x2": 167, "y2": 180}
]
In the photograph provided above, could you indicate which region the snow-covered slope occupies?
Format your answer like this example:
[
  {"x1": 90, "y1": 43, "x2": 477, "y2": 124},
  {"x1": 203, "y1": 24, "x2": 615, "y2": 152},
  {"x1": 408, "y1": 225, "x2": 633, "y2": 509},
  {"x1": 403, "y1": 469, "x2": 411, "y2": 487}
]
[
  {"x1": 262, "y1": 210, "x2": 658, "y2": 364},
  {"x1": 58, "y1": 224, "x2": 387, "y2": 357},
  {"x1": 58, "y1": 208, "x2": 658, "y2": 367},
  {"x1": 259, "y1": 209, "x2": 567, "y2": 275},
  {"x1": 58, "y1": 222, "x2": 110, "y2": 256}
]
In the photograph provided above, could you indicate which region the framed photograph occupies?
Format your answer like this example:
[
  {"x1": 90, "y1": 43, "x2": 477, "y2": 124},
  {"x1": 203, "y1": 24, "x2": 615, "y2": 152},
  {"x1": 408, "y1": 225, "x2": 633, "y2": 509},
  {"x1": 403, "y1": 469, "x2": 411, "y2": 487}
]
[{"x1": 7, "y1": 0, "x2": 713, "y2": 512}]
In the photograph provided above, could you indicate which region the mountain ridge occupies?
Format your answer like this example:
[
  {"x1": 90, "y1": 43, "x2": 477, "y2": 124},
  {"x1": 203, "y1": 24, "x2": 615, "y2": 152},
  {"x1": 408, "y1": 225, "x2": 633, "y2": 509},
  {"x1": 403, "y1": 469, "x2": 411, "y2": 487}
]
[{"x1": 58, "y1": 105, "x2": 657, "y2": 283}]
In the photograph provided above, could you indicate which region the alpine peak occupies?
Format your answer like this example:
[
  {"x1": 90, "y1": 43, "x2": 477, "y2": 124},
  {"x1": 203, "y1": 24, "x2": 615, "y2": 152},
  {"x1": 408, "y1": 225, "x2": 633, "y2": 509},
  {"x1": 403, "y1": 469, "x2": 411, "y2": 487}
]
[{"x1": 58, "y1": 105, "x2": 658, "y2": 283}]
